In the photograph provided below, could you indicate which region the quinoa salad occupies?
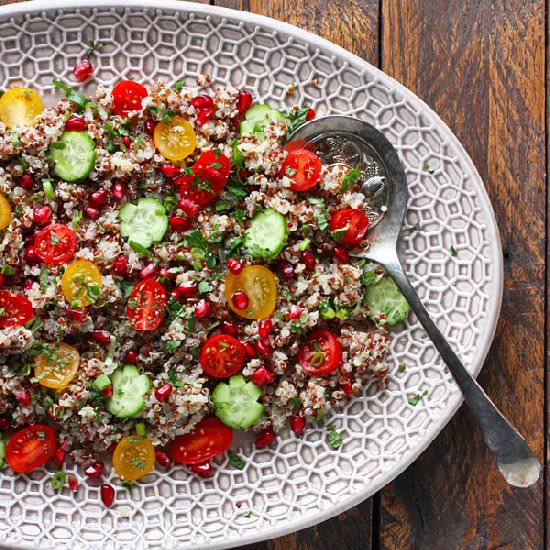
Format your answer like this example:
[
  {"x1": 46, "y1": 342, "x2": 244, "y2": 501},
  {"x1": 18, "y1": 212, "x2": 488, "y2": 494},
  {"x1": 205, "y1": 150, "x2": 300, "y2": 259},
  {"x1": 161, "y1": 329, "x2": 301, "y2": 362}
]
[{"x1": 0, "y1": 70, "x2": 410, "y2": 503}]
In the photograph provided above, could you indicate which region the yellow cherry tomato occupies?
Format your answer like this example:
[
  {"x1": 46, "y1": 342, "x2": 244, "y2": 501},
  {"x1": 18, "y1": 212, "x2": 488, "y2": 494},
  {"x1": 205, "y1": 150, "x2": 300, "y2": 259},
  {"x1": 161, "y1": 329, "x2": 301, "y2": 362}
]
[
  {"x1": 225, "y1": 265, "x2": 277, "y2": 320},
  {"x1": 153, "y1": 115, "x2": 196, "y2": 161},
  {"x1": 0, "y1": 195, "x2": 11, "y2": 230},
  {"x1": 61, "y1": 260, "x2": 102, "y2": 307},
  {"x1": 0, "y1": 87, "x2": 43, "y2": 129},
  {"x1": 112, "y1": 435, "x2": 155, "y2": 481},
  {"x1": 34, "y1": 342, "x2": 80, "y2": 390}
]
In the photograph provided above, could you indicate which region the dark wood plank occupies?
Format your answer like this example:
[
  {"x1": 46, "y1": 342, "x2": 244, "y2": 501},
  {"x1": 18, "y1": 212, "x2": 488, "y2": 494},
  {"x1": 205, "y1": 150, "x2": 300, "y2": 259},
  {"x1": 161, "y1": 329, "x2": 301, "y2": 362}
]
[
  {"x1": 216, "y1": 1, "x2": 380, "y2": 548},
  {"x1": 380, "y1": 1, "x2": 546, "y2": 548}
]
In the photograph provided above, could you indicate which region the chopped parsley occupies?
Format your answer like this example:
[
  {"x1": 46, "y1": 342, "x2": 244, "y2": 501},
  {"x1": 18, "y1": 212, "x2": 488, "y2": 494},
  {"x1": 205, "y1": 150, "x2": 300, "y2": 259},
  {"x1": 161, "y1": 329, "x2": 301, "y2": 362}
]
[
  {"x1": 408, "y1": 222, "x2": 421, "y2": 232},
  {"x1": 340, "y1": 169, "x2": 362, "y2": 193},
  {"x1": 285, "y1": 106, "x2": 310, "y2": 133},
  {"x1": 423, "y1": 162, "x2": 435, "y2": 174},
  {"x1": 327, "y1": 425, "x2": 343, "y2": 450},
  {"x1": 51, "y1": 471, "x2": 66, "y2": 492},
  {"x1": 172, "y1": 79, "x2": 185, "y2": 92},
  {"x1": 307, "y1": 197, "x2": 329, "y2": 231},
  {"x1": 408, "y1": 390, "x2": 428, "y2": 406},
  {"x1": 449, "y1": 245, "x2": 457, "y2": 256},
  {"x1": 228, "y1": 451, "x2": 245, "y2": 470},
  {"x1": 398, "y1": 363, "x2": 407, "y2": 373}
]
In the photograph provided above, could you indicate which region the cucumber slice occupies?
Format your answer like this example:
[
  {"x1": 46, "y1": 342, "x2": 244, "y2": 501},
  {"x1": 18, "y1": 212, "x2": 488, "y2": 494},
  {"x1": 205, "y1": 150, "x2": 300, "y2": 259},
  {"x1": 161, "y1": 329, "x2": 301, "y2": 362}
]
[
  {"x1": 211, "y1": 374, "x2": 264, "y2": 430},
  {"x1": 0, "y1": 437, "x2": 5, "y2": 469},
  {"x1": 51, "y1": 131, "x2": 96, "y2": 182},
  {"x1": 244, "y1": 208, "x2": 288, "y2": 258},
  {"x1": 364, "y1": 275, "x2": 410, "y2": 327},
  {"x1": 240, "y1": 104, "x2": 285, "y2": 136},
  {"x1": 106, "y1": 365, "x2": 151, "y2": 418},
  {"x1": 119, "y1": 197, "x2": 168, "y2": 250}
]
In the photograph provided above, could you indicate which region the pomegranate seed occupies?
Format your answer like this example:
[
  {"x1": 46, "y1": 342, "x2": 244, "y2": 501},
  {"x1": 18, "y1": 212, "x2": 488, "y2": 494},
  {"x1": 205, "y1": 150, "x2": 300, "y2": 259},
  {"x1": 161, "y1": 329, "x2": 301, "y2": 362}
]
[
  {"x1": 112, "y1": 255, "x2": 128, "y2": 277},
  {"x1": 188, "y1": 461, "x2": 212, "y2": 478},
  {"x1": 306, "y1": 108, "x2": 315, "y2": 121},
  {"x1": 144, "y1": 119, "x2": 156, "y2": 135},
  {"x1": 155, "y1": 450, "x2": 172, "y2": 468},
  {"x1": 175, "y1": 281, "x2": 198, "y2": 300},
  {"x1": 139, "y1": 263, "x2": 156, "y2": 279},
  {"x1": 0, "y1": 417, "x2": 10, "y2": 430},
  {"x1": 0, "y1": 274, "x2": 4, "y2": 286},
  {"x1": 258, "y1": 319, "x2": 272, "y2": 339},
  {"x1": 226, "y1": 258, "x2": 243, "y2": 275},
  {"x1": 251, "y1": 367, "x2": 274, "y2": 386},
  {"x1": 21, "y1": 175, "x2": 34, "y2": 191},
  {"x1": 68, "y1": 475, "x2": 78, "y2": 493},
  {"x1": 15, "y1": 390, "x2": 31, "y2": 407},
  {"x1": 334, "y1": 246, "x2": 350, "y2": 263},
  {"x1": 33, "y1": 206, "x2": 51, "y2": 225},
  {"x1": 178, "y1": 197, "x2": 199, "y2": 217},
  {"x1": 125, "y1": 350, "x2": 138, "y2": 364},
  {"x1": 91, "y1": 330, "x2": 110, "y2": 346},
  {"x1": 53, "y1": 449, "x2": 66, "y2": 466},
  {"x1": 24, "y1": 247, "x2": 40, "y2": 265},
  {"x1": 236, "y1": 90, "x2": 253, "y2": 114},
  {"x1": 290, "y1": 415, "x2": 306, "y2": 436},
  {"x1": 73, "y1": 59, "x2": 93, "y2": 81},
  {"x1": 192, "y1": 95, "x2": 214, "y2": 110},
  {"x1": 196, "y1": 108, "x2": 213, "y2": 126},
  {"x1": 65, "y1": 115, "x2": 87, "y2": 132},
  {"x1": 155, "y1": 383, "x2": 173, "y2": 401},
  {"x1": 288, "y1": 305, "x2": 303, "y2": 320},
  {"x1": 112, "y1": 181, "x2": 125, "y2": 201},
  {"x1": 24, "y1": 280, "x2": 34, "y2": 291},
  {"x1": 89, "y1": 188, "x2": 109, "y2": 207},
  {"x1": 101, "y1": 385, "x2": 113, "y2": 397},
  {"x1": 60, "y1": 440, "x2": 71, "y2": 452},
  {"x1": 231, "y1": 291, "x2": 249, "y2": 310},
  {"x1": 256, "y1": 339, "x2": 271, "y2": 356},
  {"x1": 160, "y1": 164, "x2": 181, "y2": 179},
  {"x1": 100, "y1": 483, "x2": 115, "y2": 507},
  {"x1": 169, "y1": 216, "x2": 191, "y2": 232},
  {"x1": 255, "y1": 430, "x2": 276, "y2": 448},
  {"x1": 244, "y1": 342, "x2": 257, "y2": 358},
  {"x1": 221, "y1": 320, "x2": 238, "y2": 336},
  {"x1": 341, "y1": 382, "x2": 353, "y2": 395},
  {"x1": 66, "y1": 307, "x2": 87, "y2": 322},
  {"x1": 278, "y1": 260, "x2": 294, "y2": 280},
  {"x1": 85, "y1": 206, "x2": 100, "y2": 220},
  {"x1": 85, "y1": 462, "x2": 104, "y2": 478},
  {"x1": 301, "y1": 251, "x2": 316, "y2": 271},
  {"x1": 121, "y1": 136, "x2": 131, "y2": 148},
  {"x1": 194, "y1": 299, "x2": 211, "y2": 319}
]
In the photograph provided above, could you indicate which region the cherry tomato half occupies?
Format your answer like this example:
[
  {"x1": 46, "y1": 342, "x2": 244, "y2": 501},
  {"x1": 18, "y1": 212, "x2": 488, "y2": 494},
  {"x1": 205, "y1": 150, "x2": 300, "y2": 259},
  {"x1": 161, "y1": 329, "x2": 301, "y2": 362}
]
[
  {"x1": 225, "y1": 265, "x2": 277, "y2": 320},
  {"x1": 0, "y1": 194, "x2": 12, "y2": 230},
  {"x1": 61, "y1": 260, "x2": 102, "y2": 307},
  {"x1": 177, "y1": 150, "x2": 231, "y2": 207},
  {"x1": 112, "y1": 435, "x2": 155, "y2": 481},
  {"x1": 0, "y1": 290, "x2": 34, "y2": 329},
  {"x1": 168, "y1": 417, "x2": 232, "y2": 465},
  {"x1": 200, "y1": 334, "x2": 245, "y2": 378},
  {"x1": 6, "y1": 424, "x2": 57, "y2": 473},
  {"x1": 33, "y1": 224, "x2": 77, "y2": 265},
  {"x1": 126, "y1": 277, "x2": 167, "y2": 331},
  {"x1": 34, "y1": 342, "x2": 80, "y2": 390},
  {"x1": 280, "y1": 148, "x2": 322, "y2": 191},
  {"x1": 329, "y1": 208, "x2": 369, "y2": 247},
  {"x1": 298, "y1": 329, "x2": 342, "y2": 376},
  {"x1": 111, "y1": 80, "x2": 148, "y2": 117},
  {"x1": 0, "y1": 88, "x2": 43, "y2": 129},
  {"x1": 154, "y1": 115, "x2": 196, "y2": 162}
]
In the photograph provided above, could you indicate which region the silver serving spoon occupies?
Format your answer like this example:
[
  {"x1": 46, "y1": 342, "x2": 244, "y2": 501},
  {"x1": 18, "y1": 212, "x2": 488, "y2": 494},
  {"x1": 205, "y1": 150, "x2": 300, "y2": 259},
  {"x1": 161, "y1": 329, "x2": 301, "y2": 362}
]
[{"x1": 289, "y1": 115, "x2": 540, "y2": 487}]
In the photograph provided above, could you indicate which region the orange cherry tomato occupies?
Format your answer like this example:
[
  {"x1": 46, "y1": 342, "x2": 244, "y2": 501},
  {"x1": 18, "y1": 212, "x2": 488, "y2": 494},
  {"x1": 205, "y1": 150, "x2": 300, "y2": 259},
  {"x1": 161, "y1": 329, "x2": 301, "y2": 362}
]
[
  {"x1": 0, "y1": 194, "x2": 11, "y2": 229},
  {"x1": 225, "y1": 265, "x2": 277, "y2": 320},
  {"x1": 153, "y1": 115, "x2": 196, "y2": 161},
  {"x1": 34, "y1": 342, "x2": 80, "y2": 390},
  {"x1": 61, "y1": 260, "x2": 102, "y2": 307},
  {"x1": 0, "y1": 290, "x2": 33, "y2": 329},
  {"x1": 0, "y1": 88, "x2": 43, "y2": 129},
  {"x1": 200, "y1": 334, "x2": 245, "y2": 378},
  {"x1": 112, "y1": 435, "x2": 155, "y2": 481},
  {"x1": 5, "y1": 425, "x2": 57, "y2": 473},
  {"x1": 111, "y1": 81, "x2": 148, "y2": 117}
]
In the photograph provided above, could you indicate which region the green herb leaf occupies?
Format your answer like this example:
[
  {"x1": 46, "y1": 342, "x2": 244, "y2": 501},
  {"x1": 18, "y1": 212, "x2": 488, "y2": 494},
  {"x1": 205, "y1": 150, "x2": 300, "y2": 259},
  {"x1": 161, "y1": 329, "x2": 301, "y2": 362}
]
[
  {"x1": 327, "y1": 425, "x2": 343, "y2": 450},
  {"x1": 130, "y1": 241, "x2": 151, "y2": 257},
  {"x1": 361, "y1": 268, "x2": 376, "y2": 286},
  {"x1": 398, "y1": 363, "x2": 407, "y2": 373},
  {"x1": 408, "y1": 390, "x2": 428, "y2": 406},
  {"x1": 449, "y1": 245, "x2": 457, "y2": 257},
  {"x1": 340, "y1": 169, "x2": 362, "y2": 193},
  {"x1": 53, "y1": 80, "x2": 90, "y2": 110},
  {"x1": 228, "y1": 451, "x2": 245, "y2": 470},
  {"x1": 172, "y1": 79, "x2": 185, "y2": 93},
  {"x1": 198, "y1": 281, "x2": 210, "y2": 295},
  {"x1": 285, "y1": 106, "x2": 310, "y2": 134},
  {"x1": 164, "y1": 340, "x2": 182, "y2": 352},
  {"x1": 51, "y1": 470, "x2": 66, "y2": 492}
]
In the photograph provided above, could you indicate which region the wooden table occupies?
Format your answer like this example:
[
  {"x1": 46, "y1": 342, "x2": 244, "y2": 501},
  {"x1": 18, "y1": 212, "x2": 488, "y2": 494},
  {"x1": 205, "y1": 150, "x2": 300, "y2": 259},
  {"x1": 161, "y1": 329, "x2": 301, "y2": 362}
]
[{"x1": 1, "y1": 0, "x2": 543, "y2": 547}]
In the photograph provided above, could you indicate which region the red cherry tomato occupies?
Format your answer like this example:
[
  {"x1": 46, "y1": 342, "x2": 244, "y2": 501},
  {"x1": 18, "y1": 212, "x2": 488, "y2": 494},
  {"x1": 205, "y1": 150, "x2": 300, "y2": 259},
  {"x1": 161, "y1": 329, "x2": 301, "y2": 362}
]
[
  {"x1": 0, "y1": 290, "x2": 34, "y2": 329},
  {"x1": 200, "y1": 334, "x2": 245, "y2": 378},
  {"x1": 33, "y1": 223, "x2": 77, "y2": 265},
  {"x1": 298, "y1": 329, "x2": 342, "y2": 376},
  {"x1": 329, "y1": 208, "x2": 369, "y2": 246},
  {"x1": 168, "y1": 417, "x2": 233, "y2": 465},
  {"x1": 280, "y1": 148, "x2": 322, "y2": 191},
  {"x1": 177, "y1": 150, "x2": 231, "y2": 207},
  {"x1": 126, "y1": 277, "x2": 167, "y2": 331},
  {"x1": 112, "y1": 81, "x2": 148, "y2": 117},
  {"x1": 284, "y1": 140, "x2": 315, "y2": 153},
  {"x1": 6, "y1": 425, "x2": 57, "y2": 473}
]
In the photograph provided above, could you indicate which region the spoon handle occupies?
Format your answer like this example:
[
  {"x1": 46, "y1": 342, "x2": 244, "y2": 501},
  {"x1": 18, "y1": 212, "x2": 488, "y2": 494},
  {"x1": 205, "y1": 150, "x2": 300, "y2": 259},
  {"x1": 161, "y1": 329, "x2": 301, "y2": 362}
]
[{"x1": 384, "y1": 259, "x2": 540, "y2": 487}]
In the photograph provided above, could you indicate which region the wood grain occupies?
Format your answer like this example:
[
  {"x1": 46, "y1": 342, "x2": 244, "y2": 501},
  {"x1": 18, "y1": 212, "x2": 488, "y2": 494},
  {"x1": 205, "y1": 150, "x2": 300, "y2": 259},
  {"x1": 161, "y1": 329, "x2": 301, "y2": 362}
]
[{"x1": 380, "y1": 1, "x2": 546, "y2": 548}]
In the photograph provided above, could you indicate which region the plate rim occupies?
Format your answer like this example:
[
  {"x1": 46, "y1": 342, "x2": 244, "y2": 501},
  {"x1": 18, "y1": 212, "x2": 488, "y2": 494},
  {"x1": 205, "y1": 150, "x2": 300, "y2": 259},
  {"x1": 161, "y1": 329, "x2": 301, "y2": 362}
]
[{"x1": 0, "y1": 1, "x2": 504, "y2": 548}]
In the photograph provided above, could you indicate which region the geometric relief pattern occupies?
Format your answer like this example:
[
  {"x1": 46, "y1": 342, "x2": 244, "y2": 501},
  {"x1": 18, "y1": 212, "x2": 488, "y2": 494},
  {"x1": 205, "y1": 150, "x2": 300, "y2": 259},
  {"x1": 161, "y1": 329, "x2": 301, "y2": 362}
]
[{"x1": 0, "y1": 3, "x2": 503, "y2": 549}]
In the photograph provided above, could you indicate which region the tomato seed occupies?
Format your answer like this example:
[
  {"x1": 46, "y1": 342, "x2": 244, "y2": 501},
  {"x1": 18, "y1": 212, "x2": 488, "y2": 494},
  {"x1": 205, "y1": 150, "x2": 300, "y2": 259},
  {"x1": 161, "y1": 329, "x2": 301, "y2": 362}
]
[
  {"x1": 289, "y1": 415, "x2": 306, "y2": 436},
  {"x1": 85, "y1": 462, "x2": 104, "y2": 478},
  {"x1": 73, "y1": 59, "x2": 93, "y2": 81},
  {"x1": 226, "y1": 258, "x2": 243, "y2": 275},
  {"x1": 33, "y1": 206, "x2": 51, "y2": 225},
  {"x1": 194, "y1": 299, "x2": 211, "y2": 319},
  {"x1": 155, "y1": 450, "x2": 171, "y2": 468},
  {"x1": 100, "y1": 483, "x2": 115, "y2": 507},
  {"x1": 155, "y1": 383, "x2": 173, "y2": 401},
  {"x1": 231, "y1": 291, "x2": 249, "y2": 310},
  {"x1": 65, "y1": 115, "x2": 87, "y2": 132},
  {"x1": 255, "y1": 430, "x2": 276, "y2": 448}
]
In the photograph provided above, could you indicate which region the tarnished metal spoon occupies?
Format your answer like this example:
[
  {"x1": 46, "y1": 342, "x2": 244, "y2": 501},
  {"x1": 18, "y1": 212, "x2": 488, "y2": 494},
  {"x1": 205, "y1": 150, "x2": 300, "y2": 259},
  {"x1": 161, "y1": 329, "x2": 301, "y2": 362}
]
[{"x1": 289, "y1": 115, "x2": 540, "y2": 487}]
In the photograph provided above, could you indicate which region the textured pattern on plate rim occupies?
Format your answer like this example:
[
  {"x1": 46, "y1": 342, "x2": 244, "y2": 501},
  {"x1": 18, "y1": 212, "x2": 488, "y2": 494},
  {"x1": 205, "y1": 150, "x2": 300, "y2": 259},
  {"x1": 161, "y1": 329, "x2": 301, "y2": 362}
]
[{"x1": 0, "y1": 1, "x2": 503, "y2": 549}]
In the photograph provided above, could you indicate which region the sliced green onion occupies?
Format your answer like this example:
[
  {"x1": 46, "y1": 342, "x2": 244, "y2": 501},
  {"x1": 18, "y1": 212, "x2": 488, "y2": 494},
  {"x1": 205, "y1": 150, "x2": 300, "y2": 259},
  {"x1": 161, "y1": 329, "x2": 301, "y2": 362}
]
[
  {"x1": 51, "y1": 470, "x2": 66, "y2": 492},
  {"x1": 310, "y1": 351, "x2": 325, "y2": 367},
  {"x1": 93, "y1": 373, "x2": 111, "y2": 392},
  {"x1": 135, "y1": 423, "x2": 146, "y2": 437}
]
